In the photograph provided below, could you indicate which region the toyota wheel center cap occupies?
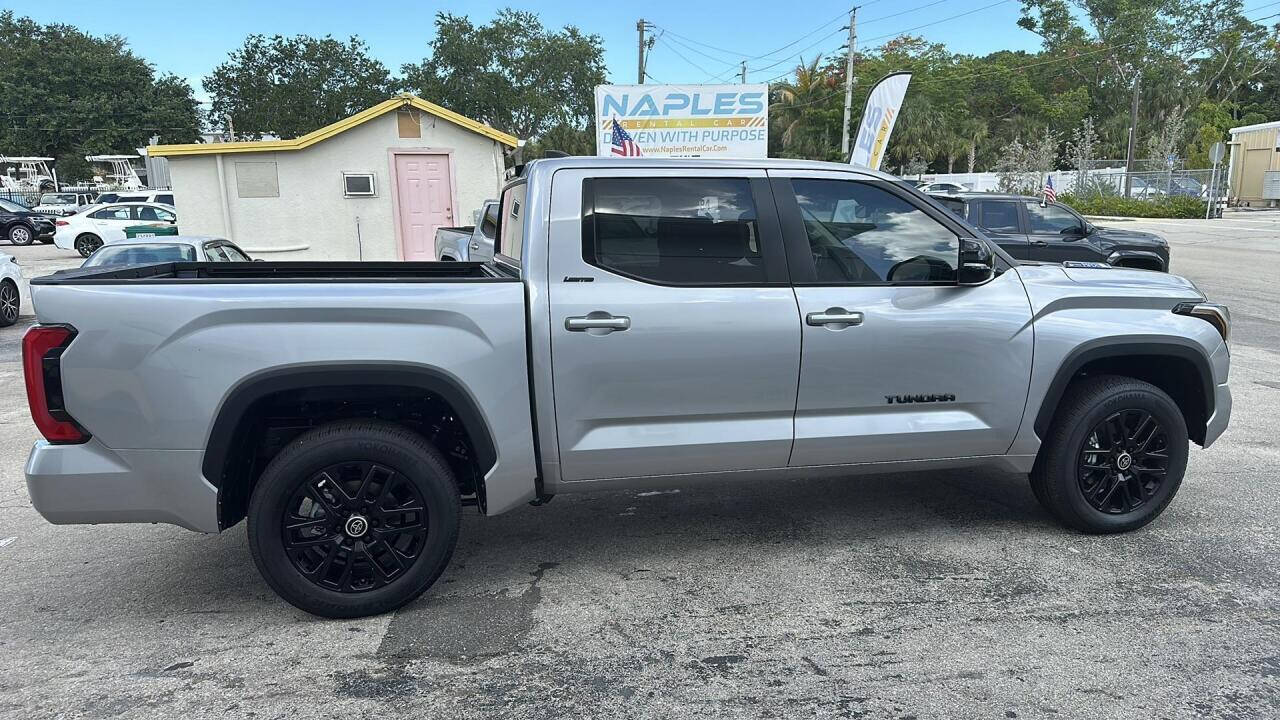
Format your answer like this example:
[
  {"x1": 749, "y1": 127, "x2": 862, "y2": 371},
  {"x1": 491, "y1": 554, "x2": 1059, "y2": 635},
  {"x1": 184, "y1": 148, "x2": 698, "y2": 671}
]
[
  {"x1": 1115, "y1": 452, "x2": 1133, "y2": 471},
  {"x1": 344, "y1": 515, "x2": 369, "y2": 538}
]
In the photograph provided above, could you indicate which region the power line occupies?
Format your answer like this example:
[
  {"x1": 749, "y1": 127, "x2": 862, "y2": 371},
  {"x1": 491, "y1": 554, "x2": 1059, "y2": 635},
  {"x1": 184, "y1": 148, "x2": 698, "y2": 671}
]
[
  {"x1": 653, "y1": 36, "x2": 730, "y2": 82},
  {"x1": 651, "y1": 6, "x2": 854, "y2": 62}
]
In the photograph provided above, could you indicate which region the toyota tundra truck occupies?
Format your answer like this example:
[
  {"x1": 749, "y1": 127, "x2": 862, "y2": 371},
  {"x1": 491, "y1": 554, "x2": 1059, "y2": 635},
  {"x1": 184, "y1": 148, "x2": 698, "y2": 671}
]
[{"x1": 22, "y1": 157, "x2": 1232, "y2": 618}]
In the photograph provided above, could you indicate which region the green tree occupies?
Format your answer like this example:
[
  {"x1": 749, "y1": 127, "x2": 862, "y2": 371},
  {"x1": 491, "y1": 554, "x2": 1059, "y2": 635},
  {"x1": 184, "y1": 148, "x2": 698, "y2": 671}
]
[
  {"x1": 769, "y1": 56, "x2": 841, "y2": 160},
  {"x1": 0, "y1": 11, "x2": 199, "y2": 183},
  {"x1": 401, "y1": 9, "x2": 605, "y2": 141},
  {"x1": 205, "y1": 34, "x2": 397, "y2": 139}
]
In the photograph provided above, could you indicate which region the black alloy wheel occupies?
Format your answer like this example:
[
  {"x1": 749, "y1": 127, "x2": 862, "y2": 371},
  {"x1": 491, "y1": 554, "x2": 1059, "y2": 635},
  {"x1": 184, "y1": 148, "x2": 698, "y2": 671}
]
[
  {"x1": 248, "y1": 420, "x2": 461, "y2": 618},
  {"x1": 1078, "y1": 409, "x2": 1169, "y2": 515},
  {"x1": 0, "y1": 281, "x2": 18, "y2": 326},
  {"x1": 282, "y1": 460, "x2": 429, "y2": 594},
  {"x1": 74, "y1": 234, "x2": 102, "y2": 258},
  {"x1": 1029, "y1": 375, "x2": 1188, "y2": 534}
]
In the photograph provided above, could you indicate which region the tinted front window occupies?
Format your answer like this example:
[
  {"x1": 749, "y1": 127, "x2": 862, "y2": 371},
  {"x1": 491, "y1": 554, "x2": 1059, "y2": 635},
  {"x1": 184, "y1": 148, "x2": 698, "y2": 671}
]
[
  {"x1": 204, "y1": 244, "x2": 230, "y2": 261},
  {"x1": 584, "y1": 177, "x2": 764, "y2": 285},
  {"x1": 84, "y1": 244, "x2": 196, "y2": 266},
  {"x1": 976, "y1": 201, "x2": 1021, "y2": 232},
  {"x1": 1025, "y1": 203, "x2": 1080, "y2": 233},
  {"x1": 91, "y1": 206, "x2": 131, "y2": 220},
  {"x1": 792, "y1": 179, "x2": 958, "y2": 284}
]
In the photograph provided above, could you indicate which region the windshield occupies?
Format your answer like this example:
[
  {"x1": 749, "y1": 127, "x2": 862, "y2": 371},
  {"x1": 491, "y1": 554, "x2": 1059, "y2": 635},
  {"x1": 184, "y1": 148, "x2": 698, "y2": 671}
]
[
  {"x1": 41, "y1": 193, "x2": 76, "y2": 205},
  {"x1": 83, "y1": 243, "x2": 197, "y2": 267}
]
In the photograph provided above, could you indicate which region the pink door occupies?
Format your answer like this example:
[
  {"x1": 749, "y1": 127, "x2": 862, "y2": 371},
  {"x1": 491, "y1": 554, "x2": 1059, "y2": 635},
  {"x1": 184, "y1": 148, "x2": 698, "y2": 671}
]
[{"x1": 395, "y1": 154, "x2": 453, "y2": 261}]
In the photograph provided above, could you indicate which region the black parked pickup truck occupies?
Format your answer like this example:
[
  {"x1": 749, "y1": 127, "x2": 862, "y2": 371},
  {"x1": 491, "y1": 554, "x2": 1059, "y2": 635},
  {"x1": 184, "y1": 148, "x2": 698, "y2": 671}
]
[{"x1": 930, "y1": 193, "x2": 1170, "y2": 271}]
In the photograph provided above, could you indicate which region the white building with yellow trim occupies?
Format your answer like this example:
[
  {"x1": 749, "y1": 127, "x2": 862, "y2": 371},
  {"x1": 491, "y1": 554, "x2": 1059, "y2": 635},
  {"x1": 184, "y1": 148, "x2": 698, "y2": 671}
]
[{"x1": 149, "y1": 94, "x2": 518, "y2": 261}]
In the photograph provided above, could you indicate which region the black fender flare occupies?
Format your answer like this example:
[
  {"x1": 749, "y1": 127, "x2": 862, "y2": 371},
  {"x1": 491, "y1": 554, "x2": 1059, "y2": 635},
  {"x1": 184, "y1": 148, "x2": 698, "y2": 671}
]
[
  {"x1": 202, "y1": 363, "x2": 498, "y2": 505},
  {"x1": 1106, "y1": 249, "x2": 1167, "y2": 270},
  {"x1": 1032, "y1": 338, "x2": 1214, "y2": 441}
]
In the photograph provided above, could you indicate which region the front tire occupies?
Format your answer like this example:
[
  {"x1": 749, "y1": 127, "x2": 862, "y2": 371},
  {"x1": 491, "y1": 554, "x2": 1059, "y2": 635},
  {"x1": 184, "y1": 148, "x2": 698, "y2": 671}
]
[
  {"x1": 1030, "y1": 375, "x2": 1188, "y2": 533},
  {"x1": 247, "y1": 420, "x2": 462, "y2": 618},
  {"x1": 0, "y1": 280, "x2": 18, "y2": 327},
  {"x1": 74, "y1": 234, "x2": 102, "y2": 257},
  {"x1": 8, "y1": 224, "x2": 34, "y2": 246}
]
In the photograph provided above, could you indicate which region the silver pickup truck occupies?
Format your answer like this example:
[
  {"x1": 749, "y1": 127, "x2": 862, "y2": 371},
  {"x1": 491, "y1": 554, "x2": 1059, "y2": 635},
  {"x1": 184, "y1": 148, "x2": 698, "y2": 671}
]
[
  {"x1": 434, "y1": 199, "x2": 497, "y2": 262},
  {"x1": 22, "y1": 157, "x2": 1232, "y2": 618}
]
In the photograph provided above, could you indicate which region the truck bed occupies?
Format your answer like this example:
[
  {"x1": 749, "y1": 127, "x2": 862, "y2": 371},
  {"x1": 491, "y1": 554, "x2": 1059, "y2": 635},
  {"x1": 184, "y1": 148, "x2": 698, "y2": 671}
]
[{"x1": 33, "y1": 261, "x2": 511, "y2": 285}]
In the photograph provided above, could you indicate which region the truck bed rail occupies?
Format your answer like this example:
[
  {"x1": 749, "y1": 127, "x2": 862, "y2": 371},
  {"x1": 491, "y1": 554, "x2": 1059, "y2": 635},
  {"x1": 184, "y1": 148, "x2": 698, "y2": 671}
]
[{"x1": 32, "y1": 261, "x2": 514, "y2": 285}]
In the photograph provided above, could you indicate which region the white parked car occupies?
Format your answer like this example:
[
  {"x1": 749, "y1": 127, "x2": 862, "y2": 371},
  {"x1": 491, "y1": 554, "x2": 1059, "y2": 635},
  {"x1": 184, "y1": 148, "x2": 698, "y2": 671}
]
[
  {"x1": 81, "y1": 236, "x2": 252, "y2": 267},
  {"x1": 93, "y1": 190, "x2": 174, "y2": 205},
  {"x1": 54, "y1": 201, "x2": 177, "y2": 257},
  {"x1": 918, "y1": 181, "x2": 968, "y2": 194},
  {"x1": 1, "y1": 250, "x2": 22, "y2": 326}
]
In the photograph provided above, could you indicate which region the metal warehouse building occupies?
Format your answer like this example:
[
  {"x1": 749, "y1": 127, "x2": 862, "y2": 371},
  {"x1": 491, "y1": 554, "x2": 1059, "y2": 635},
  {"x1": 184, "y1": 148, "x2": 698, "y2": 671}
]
[
  {"x1": 1227, "y1": 120, "x2": 1280, "y2": 206},
  {"x1": 148, "y1": 94, "x2": 518, "y2": 260}
]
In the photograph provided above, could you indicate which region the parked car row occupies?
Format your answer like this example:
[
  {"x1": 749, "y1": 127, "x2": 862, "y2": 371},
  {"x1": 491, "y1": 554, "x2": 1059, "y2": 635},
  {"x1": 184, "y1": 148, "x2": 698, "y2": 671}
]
[
  {"x1": 929, "y1": 192, "x2": 1170, "y2": 271},
  {"x1": 54, "y1": 201, "x2": 177, "y2": 257}
]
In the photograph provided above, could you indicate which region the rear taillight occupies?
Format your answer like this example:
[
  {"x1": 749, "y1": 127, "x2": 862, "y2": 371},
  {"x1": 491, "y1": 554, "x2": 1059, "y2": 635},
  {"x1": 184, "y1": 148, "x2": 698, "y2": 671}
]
[
  {"x1": 22, "y1": 325, "x2": 89, "y2": 444},
  {"x1": 55, "y1": 220, "x2": 68, "y2": 226}
]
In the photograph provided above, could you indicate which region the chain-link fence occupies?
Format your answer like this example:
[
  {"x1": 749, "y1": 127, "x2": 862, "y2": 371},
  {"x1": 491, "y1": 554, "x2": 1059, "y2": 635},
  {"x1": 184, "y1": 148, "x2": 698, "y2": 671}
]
[{"x1": 1066, "y1": 169, "x2": 1227, "y2": 202}]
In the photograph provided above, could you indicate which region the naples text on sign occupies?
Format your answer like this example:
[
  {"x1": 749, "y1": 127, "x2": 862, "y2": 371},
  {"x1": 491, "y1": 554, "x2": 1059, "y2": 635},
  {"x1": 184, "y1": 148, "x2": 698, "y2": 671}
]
[{"x1": 595, "y1": 84, "x2": 769, "y2": 158}]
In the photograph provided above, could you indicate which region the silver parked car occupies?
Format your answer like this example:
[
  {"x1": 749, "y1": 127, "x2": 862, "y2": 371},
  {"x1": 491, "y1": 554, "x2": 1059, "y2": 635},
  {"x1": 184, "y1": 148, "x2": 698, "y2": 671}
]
[
  {"x1": 80, "y1": 236, "x2": 252, "y2": 267},
  {"x1": 22, "y1": 157, "x2": 1232, "y2": 618}
]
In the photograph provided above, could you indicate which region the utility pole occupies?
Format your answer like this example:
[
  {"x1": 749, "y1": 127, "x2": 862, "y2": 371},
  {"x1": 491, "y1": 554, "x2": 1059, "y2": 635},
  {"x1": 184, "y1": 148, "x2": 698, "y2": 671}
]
[
  {"x1": 840, "y1": 6, "x2": 859, "y2": 159},
  {"x1": 1123, "y1": 70, "x2": 1141, "y2": 198},
  {"x1": 740, "y1": 61, "x2": 747, "y2": 84},
  {"x1": 637, "y1": 19, "x2": 647, "y2": 83}
]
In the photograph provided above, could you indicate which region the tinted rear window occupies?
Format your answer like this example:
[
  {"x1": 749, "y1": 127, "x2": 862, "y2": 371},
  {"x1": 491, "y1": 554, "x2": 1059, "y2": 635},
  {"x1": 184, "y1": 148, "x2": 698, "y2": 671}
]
[
  {"x1": 84, "y1": 244, "x2": 196, "y2": 266},
  {"x1": 583, "y1": 177, "x2": 764, "y2": 286}
]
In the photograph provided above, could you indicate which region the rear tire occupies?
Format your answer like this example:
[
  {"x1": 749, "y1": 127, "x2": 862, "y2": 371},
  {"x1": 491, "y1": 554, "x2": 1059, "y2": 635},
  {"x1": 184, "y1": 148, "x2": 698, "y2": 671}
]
[
  {"x1": 74, "y1": 234, "x2": 102, "y2": 257},
  {"x1": 0, "y1": 280, "x2": 18, "y2": 327},
  {"x1": 1030, "y1": 375, "x2": 1188, "y2": 533},
  {"x1": 8, "y1": 224, "x2": 34, "y2": 246},
  {"x1": 247, "y1": 420, "x2": 461, "y2": 618}
]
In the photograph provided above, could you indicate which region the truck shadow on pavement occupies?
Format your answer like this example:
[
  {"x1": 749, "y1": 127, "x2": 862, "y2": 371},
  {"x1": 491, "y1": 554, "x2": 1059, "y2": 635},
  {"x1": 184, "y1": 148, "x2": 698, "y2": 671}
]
[{"x1": 58, "y1": 467, "x2": 1052, "y2": 622}]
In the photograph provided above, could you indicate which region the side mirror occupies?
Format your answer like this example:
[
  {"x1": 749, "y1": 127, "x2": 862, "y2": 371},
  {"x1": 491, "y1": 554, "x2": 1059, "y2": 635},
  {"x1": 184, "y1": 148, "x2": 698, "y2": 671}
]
[
  {"x1": 958, "y1": 237, "x2": 994, "y2": 285},
  {"x1": 1060, "y1": 225, "x2": 1085, "y2": 238}
]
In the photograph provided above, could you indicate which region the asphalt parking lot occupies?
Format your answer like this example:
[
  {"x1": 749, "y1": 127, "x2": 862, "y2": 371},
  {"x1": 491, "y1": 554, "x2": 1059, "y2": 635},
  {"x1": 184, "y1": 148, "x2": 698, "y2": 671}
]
[{"x1": 1, "y1": 214, "x2": 1278, "y2": 719}]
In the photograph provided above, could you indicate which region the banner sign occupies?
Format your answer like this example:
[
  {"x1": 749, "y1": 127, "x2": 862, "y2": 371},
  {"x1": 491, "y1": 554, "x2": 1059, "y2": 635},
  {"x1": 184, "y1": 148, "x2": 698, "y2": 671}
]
[
  {"x1": 595, "y1": 84, "x2": 769, "y2": 158},
  {"x1": 849, "y1": 72, "x2": 912, "y2": 170}
]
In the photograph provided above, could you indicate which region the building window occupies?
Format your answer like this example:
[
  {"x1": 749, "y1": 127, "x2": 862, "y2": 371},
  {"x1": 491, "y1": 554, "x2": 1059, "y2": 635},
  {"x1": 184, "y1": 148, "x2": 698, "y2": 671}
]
[
  {"x1": 235, "y1": 161, "x2": 280, "y2": 198},
  {"x1": 342, "y1": 172, "x2": 376, "y2": 197}
]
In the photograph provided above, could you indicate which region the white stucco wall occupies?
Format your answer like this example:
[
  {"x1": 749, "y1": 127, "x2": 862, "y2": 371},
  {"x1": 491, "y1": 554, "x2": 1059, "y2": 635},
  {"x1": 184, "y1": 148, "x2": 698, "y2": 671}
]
[{"x1": 167, "y1": 110, "x2": 507, "y2": 260}]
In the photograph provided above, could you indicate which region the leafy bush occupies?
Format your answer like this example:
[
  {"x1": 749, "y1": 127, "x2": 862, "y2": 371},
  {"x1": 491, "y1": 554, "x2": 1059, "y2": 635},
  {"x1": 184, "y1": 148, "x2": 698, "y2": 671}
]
[{"x1": 1058, "y1": 193, "x2": 1206, "y2": 219}]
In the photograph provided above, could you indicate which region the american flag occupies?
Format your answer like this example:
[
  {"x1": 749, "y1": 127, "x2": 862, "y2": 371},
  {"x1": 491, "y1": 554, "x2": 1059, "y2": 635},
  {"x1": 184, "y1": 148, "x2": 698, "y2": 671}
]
[
  {"x1": 610, "y1": 118, "x2": 642, "y2": 157},
  {"x1": 1043, "y1": 175, "x2": 1057, "y2": 204}
]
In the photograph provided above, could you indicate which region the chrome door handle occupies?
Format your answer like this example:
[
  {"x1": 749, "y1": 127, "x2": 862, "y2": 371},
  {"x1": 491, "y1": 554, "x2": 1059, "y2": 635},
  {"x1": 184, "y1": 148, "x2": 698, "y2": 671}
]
[
  {"x1": 566, "y1": 313, "x2": 631, "y2": 333},
  {"x1": 806, "y1": 309, "x2": 864, "y2": 327},
  {"x1": 1030, "y1": 240, "x2": 1048, "y2": 246}
]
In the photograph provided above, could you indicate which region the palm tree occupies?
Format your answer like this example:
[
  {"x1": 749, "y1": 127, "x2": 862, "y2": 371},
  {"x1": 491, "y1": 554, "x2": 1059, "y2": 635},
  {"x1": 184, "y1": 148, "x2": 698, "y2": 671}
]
[
  {"x1": 770, "y1": 56, "x2": 839, "y2": 159},
  {"x1": 960, "y1": 119, "x2": 989, "y2": 173},
  {"x1": 888, "y1": 97, "x2": 944, "y2": 172}
]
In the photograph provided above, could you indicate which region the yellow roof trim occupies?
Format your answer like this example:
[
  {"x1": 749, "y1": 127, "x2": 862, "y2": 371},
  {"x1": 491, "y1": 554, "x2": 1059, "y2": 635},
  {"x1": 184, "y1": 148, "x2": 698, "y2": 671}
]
[{"x1": 149, "y1": 95, "x2": 518, "y2": 157}]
